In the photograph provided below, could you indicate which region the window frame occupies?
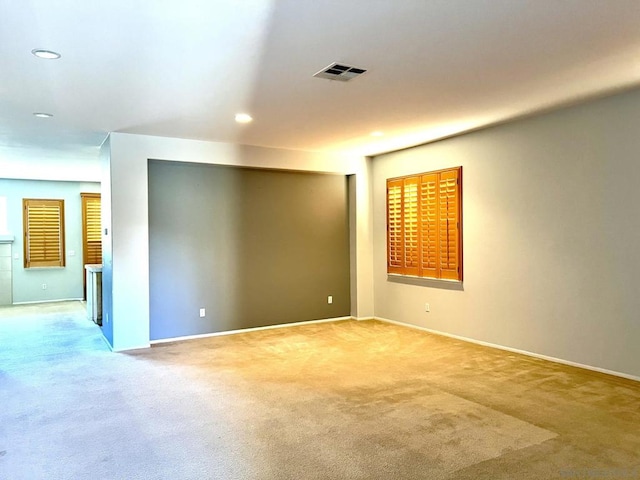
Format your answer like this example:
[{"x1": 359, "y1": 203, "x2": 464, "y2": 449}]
[
  {"x1": 23, "y1": 198, "x2": 66, "y2": 268},
  {"x1": 386, "y1": 167, "x2": 462, "y2": 281}
]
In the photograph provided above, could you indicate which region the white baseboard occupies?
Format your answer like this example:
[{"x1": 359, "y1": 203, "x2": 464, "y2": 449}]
[
  {"x1": 354, "y1": 316, "x2": 375, "y2": 321},
  {"x1": 12, "y1": 298, "x2": 83, "y2": 305},
  {"x1": 150, "y1": 316, "x2": 354, "y2": 345},
  {"x1": 373, "y1": 317, "x2": 640, "y2": 383},
  {"x1": 112, "y1": 343, "x2": 151, "y2": 352}
]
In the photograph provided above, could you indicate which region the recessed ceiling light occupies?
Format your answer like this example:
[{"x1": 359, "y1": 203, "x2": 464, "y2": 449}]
[
  {"x1": 31, "y1": 49, "x2": 61, "y2": 60},
  {"x1": 235, "y1": 113, "x2": 253, "y2": 124},
  {"x1": 33, "y1": 112, "x2": 53, "y2": 118},
  {"x1": 370, "y1": 131, "x2": 384, "y2": 137}
]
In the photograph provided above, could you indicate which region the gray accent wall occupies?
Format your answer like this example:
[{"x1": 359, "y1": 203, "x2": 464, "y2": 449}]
[{"x1": 148, "y1": 161, "x2": 350, "y2": 340}]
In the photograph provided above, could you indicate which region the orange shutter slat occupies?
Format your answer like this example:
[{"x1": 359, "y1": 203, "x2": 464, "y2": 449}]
[
  {"x1": 438, "y1": 168, "x2": 461, "y2": 281},
  {"x1": 23, "y1": 199, "x2": 65, "y2": 268},
  {"x1": 86, "y1": 199, "x2": 102, "y2": 243},
  {"x1": 85, "y1": 241, "x2": 102, "y2": 265},
  {"x1": 419, "y1": 173, "x2": 438, "y2": 278},
  {"x1": 81, "y1": 194, "x2": 102, "y2": 266},
  {"x1": 402, "y1": 177, "x2": 420, "y2": 276},
  {"x1": 387, "y1": 179, "x2": 404, "y2": 274}
]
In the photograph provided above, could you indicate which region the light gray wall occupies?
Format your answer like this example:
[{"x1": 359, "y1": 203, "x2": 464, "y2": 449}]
[
  {"x1": 100, "y1": 138, "x2": 113, "y2": 345},
  {"x1": 0, "y1": 178, "x2": 100, "y2": 303},
  {"x1": 0, "y1": 243, "x2": 11, "y2": 305},
  {"x1": 0, "y1": 150, "x2": 101, "y2": 182},
  {"x1": 372, "y1": 87, "x2": 640, "y2": 379},
  {"x1": 350, "y1": 157, "x2": 375, "y2": 320},
  {"x1": 148, "y1": 161, "x2": 350, "y2": 340}
]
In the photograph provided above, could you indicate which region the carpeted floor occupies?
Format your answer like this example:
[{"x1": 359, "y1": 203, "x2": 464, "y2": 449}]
[{"x1": 1, "y1": 301, "x2": 639, "y2": 479}]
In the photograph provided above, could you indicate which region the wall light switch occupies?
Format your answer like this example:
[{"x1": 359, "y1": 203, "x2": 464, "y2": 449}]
[
  {"x1": 328, "y1": 295, "x2": 333, "y2": 304},
  {"x1": 199, "y1": 308, "x2": 206, "y2": 318},
  {"x1": 69, "y1": 250, "x2": 75, "y2": 256},
  {"x1": 425, "y1": 303, "x2": 430, "y2": 312},
  {"x1": 13, "y1": 253, "x2": 18, "y2": 259}
]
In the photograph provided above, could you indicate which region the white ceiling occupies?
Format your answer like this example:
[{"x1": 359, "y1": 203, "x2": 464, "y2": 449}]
[{"x1": 2, "y1": 0, "x2": 640, "y2": 163}]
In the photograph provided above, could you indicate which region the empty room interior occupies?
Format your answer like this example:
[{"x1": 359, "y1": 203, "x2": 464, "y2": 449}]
[{"x1": 1, "y1": 1, "x2": 640, "y2": 479}]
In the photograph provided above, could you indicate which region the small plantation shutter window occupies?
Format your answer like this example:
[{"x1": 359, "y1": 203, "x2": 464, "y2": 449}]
[
  {"x1": 386, "y1": 167, "x2": 462, "y2": 281},
  {"x1": 82, "y1": 193, "x2": 102, "y2": 265},
  {"x1": 23, "y1": 199, "x2": 65, "y2": 268}
]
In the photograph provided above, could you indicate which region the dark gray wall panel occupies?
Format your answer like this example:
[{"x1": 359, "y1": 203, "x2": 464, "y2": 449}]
[{"x1": 148, "y1": 161, "x2": 350, "y2": 340}]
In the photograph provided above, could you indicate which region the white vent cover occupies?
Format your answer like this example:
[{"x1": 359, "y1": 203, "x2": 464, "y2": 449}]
[{"x1": 313, "y1": 63, "x2": 367, "y2": 82}]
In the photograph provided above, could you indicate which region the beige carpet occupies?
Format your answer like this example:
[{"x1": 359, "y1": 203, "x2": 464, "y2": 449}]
[{"x1": 1, "y1": 302, "x2": 639, "y2": 479}]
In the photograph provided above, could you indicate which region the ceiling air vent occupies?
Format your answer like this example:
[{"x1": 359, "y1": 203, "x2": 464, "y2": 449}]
[{"x1": 313, "y1": 63, "x2": 367, "y2": 82}]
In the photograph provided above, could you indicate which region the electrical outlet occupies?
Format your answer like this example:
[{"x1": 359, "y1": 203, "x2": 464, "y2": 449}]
[
  {"x1": 425, "y1": 303, "x2": 430, "y2": 312},
  {"x1": 42, "y1": 284, "x2": 47, "y2": 290},
  {"x1": 199, "y1": 308, "x2": 206, "y2": 318},
  {"x1": 328, "y1": 295, "x2": 333, "y2": 304}
]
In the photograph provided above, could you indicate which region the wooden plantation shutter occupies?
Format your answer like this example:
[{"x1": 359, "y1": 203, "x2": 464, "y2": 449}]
[
  {"x1": 438, "y1": 169, "x2": 460, "y2": 280},
  {"x1": 386, "y1": 167, "x2": 462, "y2": 281},
  {"x1": 387, "y1": 179, "x2": 404, "y2": 274},
  {"x1": 23, "y1": 199, "x2": 65, "y2": 268},
  {"x1": 420, "y1": 172, "x2": 439, "y2": 278},
  {"x1": 403, "y1": 176, "x2": 420, "y2": 276},
  {"x1": 81, "y1": 193, "x2": 102, "y2": 265}
]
